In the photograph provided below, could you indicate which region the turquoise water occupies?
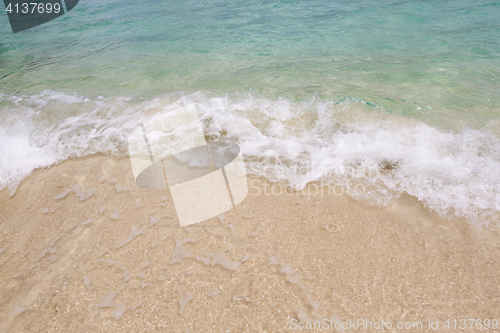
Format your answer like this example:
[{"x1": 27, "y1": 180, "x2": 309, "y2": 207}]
[
  {"x1": 1, "y1": 0, "x2": 500, "y2": 222},
  {"x1": 1, "y1": 0, "x2": 499, "y2": 123}
]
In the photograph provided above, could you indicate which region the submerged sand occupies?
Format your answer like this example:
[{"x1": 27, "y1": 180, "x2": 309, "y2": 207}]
[{"x1": 0, "y1": 155, "x2": 499, "y2": 332}]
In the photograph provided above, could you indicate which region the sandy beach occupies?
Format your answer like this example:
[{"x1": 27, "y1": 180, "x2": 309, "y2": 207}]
[
  {"x1": 2, "y1": 0, "x2": 500, "y2": 331},
  {"x1": 0, "y1": 155, "x2": 499, "y2": 332}
]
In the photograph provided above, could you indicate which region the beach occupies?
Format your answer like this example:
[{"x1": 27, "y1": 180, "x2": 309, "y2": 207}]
[
  {"x1": 1, "y1": 0, "x2": 500, "y2": 331},
  {"x1": 1, "y1": 155, "x2": 499, "y2": 332}
]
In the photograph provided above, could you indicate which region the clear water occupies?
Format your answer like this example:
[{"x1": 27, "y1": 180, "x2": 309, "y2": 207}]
[
  {"x1": 0, "y1": 0, "x2": 499, "y2": 221},
  {"x1": 2, "y1": 0, "x2": 500, "y2": 119}
]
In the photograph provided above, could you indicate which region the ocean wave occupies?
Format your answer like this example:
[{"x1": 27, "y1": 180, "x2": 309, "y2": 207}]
[{"x1": 0, "y1": 90, "x2": 499, "y2": 223}]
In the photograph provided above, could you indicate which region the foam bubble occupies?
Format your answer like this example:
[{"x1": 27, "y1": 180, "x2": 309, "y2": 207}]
[
  {"x1": 178, "y1": 293, "x2": 193, "y2": 315},
  {"x1": 0, "y1": 90, "x2": 499, "y2": 223},
  {"x1": 110, "y1": 304, "x2": 127, "y2": 320}
]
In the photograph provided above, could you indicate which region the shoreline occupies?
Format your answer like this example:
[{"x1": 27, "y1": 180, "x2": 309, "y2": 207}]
[{"x1": 1, "y1": 155, "x2": 499, "y2": 332}]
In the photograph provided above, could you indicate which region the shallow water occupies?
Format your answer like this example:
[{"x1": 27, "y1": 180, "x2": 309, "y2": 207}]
[
  {"x1": 2, "y1": 2, "x2": 500, "y2": 330},
  {"x1": 1, "y1": 156, "x2": 499, "y2": 331},
  {"x1": 1, "y1": 0, "x2": 499, "y2": 222}
]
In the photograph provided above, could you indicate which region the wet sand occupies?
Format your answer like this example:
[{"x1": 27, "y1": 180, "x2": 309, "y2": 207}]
[{"x1": 0, "y1": 155, "x2": 499, "y2": 332}]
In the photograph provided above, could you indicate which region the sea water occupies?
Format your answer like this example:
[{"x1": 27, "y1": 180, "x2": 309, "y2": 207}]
[{"x1": 0, "y1": 0, "x2": 499, "y2": 222}]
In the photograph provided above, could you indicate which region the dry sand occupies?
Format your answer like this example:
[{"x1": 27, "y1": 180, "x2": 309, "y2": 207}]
[{"x1": 0, "y1": 155, "x2": 499, "y2": 332}]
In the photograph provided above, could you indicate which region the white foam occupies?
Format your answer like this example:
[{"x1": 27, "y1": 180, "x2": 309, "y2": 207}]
[
  {"x1": 1, "y1": 90, "x2": 499, "y2": 223},
  {"x1": 178, "y1": 293, "x2": 193, "y2": 315},
  {"x1": 0, "y1": 91, "x2": 143, "y2": 195},
  {"x1": 0, "y1": 128, "x2": 57, "y2": 197},
  {"x1": 110, "y1": 304, "x2": 127, "y2": 320},
  {"x1": 83, "y1": 275, "x2": 95, "y2": 289},
  {"x1": 170, "y1": 238, "x2": 198, "y2": 264},
  {"x1": 149, "y1": 215, "x2": 170, "y2": 226},
  {"x1": 268, "y1": 255, "x2": 301, "y2": 284},
  {"x1": 115, "y1": 226, "x2": 144, "y2": 249},
  {"x1": 110, "y1": 208, "x2": 120, "y2": 220},
  {"x1": 130, "y1": 301, "x2": 141, "y2": 310},
  {"x1": 118, "y1": 265, "x2": 131, "y2": 282},
  {"x1": 99, "y1": 284, "x2": 127, "y2": 308},
  {"x1": 194, "y1": 253, "x2": 242, "y2": 271},
  {"x1": 193, "y1": 93, "x2": 500, "y2": 223},
  {"x1": 80, "y1": 218, "x2": 92, "y2": 226},
  {"x1": 53, "y1": 185, "x2": 95, "y2": 201},
  {"x1": 208, "y1": 290, "x2": 220, "y2": 297},
  {"x1": 11, "y1": 306, "x2": 26, "y2": 317},
  {"x1": 141, "y1": 261, "x2": 150, "y2": 270}
]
